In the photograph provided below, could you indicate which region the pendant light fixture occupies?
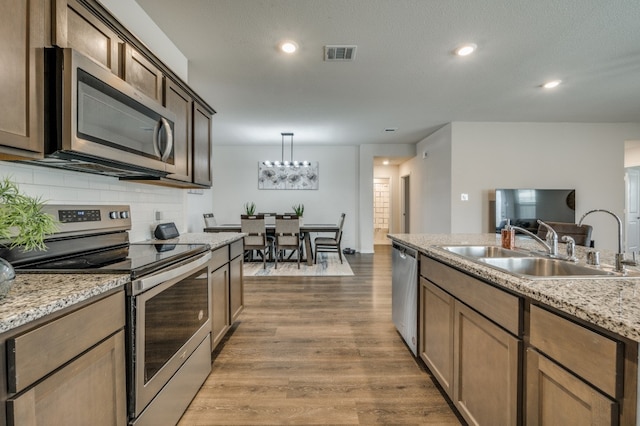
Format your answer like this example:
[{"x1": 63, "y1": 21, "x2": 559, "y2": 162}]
[{"x1": 262, "y1": 132, "x2": 310, "y2": 167}]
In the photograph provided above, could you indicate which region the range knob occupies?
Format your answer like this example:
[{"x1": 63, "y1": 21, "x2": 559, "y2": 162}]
[
  {"x1": 109, "y1": 211, "x2": 119, "y2": 219},
  {"x1": 119, "y1": 211, "x2": 129, "y2": 219}
]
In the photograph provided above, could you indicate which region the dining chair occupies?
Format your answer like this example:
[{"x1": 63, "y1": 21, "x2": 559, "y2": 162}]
[
  {"x1": 274, "y1": 214, "x2": 301, "y2": 269},
  {"x1": 203, "y1": 213, "x2": 217, "y2": 227},
  {"x1": 314, "y1": 213, "x2": 346, "y2": 264},
  {"x1": 536, "y1": 221, "x2": 593, "y2": 247},
  {"x1": 258, "y1": 212, "x2": 277, "y2": 260},
  {"x1": 240, "y1": 214, "x2": 272, "y2": 269}
]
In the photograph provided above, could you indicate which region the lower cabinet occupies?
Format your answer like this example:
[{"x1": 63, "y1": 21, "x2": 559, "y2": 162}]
[
  {"x1": 419, "y1": 278, "x2": 454, "y2": 398},
  {"x1": 210, "y1": 262, "x2": 230, "y2": 351},
  {"x1": 4, "y1": 290, "x2": 126, "y2": 425},
  {"x1": 229, "y1": 241, "x2": 244, "y2": 322},
  {"x1": 209, "y1": 239, "x2": 244, "y2": 352},
  {"x1": 453, "y1": 302, "x2": 520, "y2": 426},
  {"x1": 526, "y1": 303, "x2": 629, "y2": 425},
  {"x1": 7, "y1": 331, "x2": 126, "y2": 425},
  {"x1": 526, "y1": 348, "x2": 617, "y2": 426},
  {"x1": 418, "y1": 254, "x2": 637, "y2": 426},
  {"x1": 419, "y1": 256, "x2": 522, "y2": 426}
]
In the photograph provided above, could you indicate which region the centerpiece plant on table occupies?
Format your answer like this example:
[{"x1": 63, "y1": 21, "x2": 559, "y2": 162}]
[
  {"x1": 244, "y1": 202, "x2": 256, "y2": 216},
  {"x1": 292, "y1": 204, "x2": 304, "y2": 224}
]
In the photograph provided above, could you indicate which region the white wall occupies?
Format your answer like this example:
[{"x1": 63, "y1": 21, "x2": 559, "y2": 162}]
[
  {"x1": 99, "y1": 0, "x2": 188, "y2": 81},
  {"x1": 212, "y1": 145, "x2": 359, "y2": 250},
  {"x1": 0, "y1": 161, "x2": 188, "y2": 242},
  {"x1": 401, "y1": 122, "x2": 640, "y2": 251}
]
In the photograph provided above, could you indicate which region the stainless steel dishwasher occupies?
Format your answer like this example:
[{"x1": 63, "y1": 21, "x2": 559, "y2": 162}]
[{"x1": 391, "y1": 242, "x2": 418, "y2": 356}]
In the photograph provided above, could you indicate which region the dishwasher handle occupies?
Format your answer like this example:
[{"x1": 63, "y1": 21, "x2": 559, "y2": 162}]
[{"x1": 392, "y1": 242, "x2": 417, "y2": 259}]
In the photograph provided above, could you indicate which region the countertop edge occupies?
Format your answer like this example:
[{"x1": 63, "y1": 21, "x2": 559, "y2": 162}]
[{"x1": 389, "y1": 234, "x2": 640, "y2": 342}]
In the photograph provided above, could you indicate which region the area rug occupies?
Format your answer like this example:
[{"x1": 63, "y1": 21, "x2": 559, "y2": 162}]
[{"x1": 243, "y1": 252, "x2": 354, "y2": 276}]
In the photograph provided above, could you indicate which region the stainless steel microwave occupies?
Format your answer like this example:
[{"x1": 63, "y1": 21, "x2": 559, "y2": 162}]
[{"x1": 34, "y1": 47, "x2": 176, "y2": 177}]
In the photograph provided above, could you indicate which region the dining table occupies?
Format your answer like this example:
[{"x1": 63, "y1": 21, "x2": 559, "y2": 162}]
[{"x1": 204, "y1": 223, "x2": 340, "y2": 265}]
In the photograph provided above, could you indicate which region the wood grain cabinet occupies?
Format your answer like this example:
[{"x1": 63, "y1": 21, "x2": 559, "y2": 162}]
[
  {"x1": 123, "y1": 44, "x2": 163, "y2": 102},
  {"x1": 527, "y1": 348, "x2": 617, "y2": 426},
  {"x1": 229, "y1": 240, "x2": 244, "y2": 322},
  {"x1": 526, "y1": 304, "x2": 630, "y2": 425},
  {"x1": 419, "y1": 278, "x2": 454, "y2": 398},
  {"x1": 419, "y1": 255, "x2": 522, "y2": 425},
  {"x1": 193, "y1": 101, "x2": 213, "y2": 187},
  {"x1": 453, "y1": 301, "x2": 520, "y2": 426},
  {"x1": 53, "y1": 0, "x2": 122, "y2": 75},
  {"x1": 5, "y1": 291, "x2": 127, "y2": 425},
  {"x1": 164, "y1": 79, "x2": 193, "y2": 183},
  {"x1": 208, "y1": 240, "x2": 244, "y2": 352},
  {"x1": 209, "y1": 246, "x2": 231, "y2": 351},
  {"x1": 0, "y1": 0, "x2": 45, "y2": 160}
]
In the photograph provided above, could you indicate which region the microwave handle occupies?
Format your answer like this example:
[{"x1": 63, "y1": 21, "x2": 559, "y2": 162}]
[{"x1": 153, "y1": 118, "x2": 174, "y2": 162}]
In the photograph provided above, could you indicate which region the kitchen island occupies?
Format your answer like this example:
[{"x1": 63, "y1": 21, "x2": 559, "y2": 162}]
[{"x1": 389, "y1": 233, "x2": 640, "y2": 426}]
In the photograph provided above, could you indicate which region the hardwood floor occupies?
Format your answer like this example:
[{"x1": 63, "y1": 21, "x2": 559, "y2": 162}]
[{"x1": 179, "y1": 245, "x2": 462, "y2": 425}]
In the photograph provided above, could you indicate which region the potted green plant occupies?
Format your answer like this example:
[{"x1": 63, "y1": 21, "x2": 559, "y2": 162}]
[
  {"x1": 244, "y1": 202, "x2": 256, "y2": 215},
  {"x1": 292, "y1": 204, "x2": 304, "y2": 224},
  {"x1": 0, "y1": 177, "x2": 58, "y2": 297}
]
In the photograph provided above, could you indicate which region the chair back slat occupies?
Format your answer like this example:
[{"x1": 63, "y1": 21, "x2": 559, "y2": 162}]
[
  {"x1": 335, "y1": 213, "x2": 346, "y2": 242},
  {"x1": 241, "y1": 214, "x2": 267, "y2": 243}
]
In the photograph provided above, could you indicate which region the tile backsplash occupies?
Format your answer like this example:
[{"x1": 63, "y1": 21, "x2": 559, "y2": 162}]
[{"x1": 1, "y1": 161, "x2": 187, "y2": 242}]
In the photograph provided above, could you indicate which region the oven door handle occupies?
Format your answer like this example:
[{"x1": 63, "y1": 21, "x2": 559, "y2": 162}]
[{"x1": 131, "y1": 251, "x2": 211, "y2": 295}]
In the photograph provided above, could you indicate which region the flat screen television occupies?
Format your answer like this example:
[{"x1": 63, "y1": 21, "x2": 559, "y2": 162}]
[{"x1": 495, "y1": 188, "x2": 576, "y2": 233}]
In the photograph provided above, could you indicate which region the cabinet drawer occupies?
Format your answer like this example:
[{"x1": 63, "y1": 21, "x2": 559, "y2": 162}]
[
  {"x1": 530, "y1": 304, "x2": 622, "y2": 398},
  {"x1": 7, "y1": 291, "x2": 125, "y2": 394},
  {"x1": 230, "y1": 239, "x2": 244, "y2": 259},
  {"x1": 7, "y1": 330, "x2": 126, "y2": 426},
  {"x1": 421, "y1": 256, "x2": 521, "y2": 335},
  {"x1": 210, "y1": 245, "x2": 229, "y2": 271}
]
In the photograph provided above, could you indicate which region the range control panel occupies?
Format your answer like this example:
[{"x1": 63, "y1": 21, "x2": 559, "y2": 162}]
[
  {"x1": 58, "y1": 209, "x2": 102, "y2": 223},
  {"x1": 43, "y1": 205, "x2": 131, "y2": 235}
]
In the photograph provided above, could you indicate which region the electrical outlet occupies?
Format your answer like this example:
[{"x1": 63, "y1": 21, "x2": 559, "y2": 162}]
[{"x1": 461, "y1": 193, "x2": 469, "y2": 201}]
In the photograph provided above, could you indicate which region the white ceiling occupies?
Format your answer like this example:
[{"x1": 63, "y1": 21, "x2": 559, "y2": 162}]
[{"x1": 135, "y1": 0, "x2": 640, "y2": 147}]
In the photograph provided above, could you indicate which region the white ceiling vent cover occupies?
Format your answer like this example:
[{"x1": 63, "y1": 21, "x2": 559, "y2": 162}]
[{"x1": 324, "y1": 45, "x2": 357, "y2": 61}]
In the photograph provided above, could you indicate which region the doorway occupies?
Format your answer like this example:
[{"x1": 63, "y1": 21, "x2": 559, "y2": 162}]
[
  {"x1": 373, "y1": 177, "x2": 391, "y2": 245},
  {"x1": 625, "y1": 167, "x2": 640, "y2": 252},
  {"x1": 401, "y1": 174, "x2": 410, "y2": 233}
]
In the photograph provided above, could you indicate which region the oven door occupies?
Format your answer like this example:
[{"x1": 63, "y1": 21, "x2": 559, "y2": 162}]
[{"x1": 129, "y1": 251, "x2": 211, "y2": 418}]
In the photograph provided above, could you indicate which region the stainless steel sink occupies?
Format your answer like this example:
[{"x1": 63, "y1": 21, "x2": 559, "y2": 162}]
[
  {"x1": 476, "y1": 257, "x2": 615, "y2": 278},
  {"x1": 441, "y1": 245, "x2": 530, "y2": 258}
]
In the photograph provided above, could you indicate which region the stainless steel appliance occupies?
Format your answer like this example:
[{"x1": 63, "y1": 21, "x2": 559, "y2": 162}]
[
  {"x1": 391, "y1": 242, "x2": 418, "y2": 356},
  {"x1": 5, "y1": 205, "x2": 212, "y2": 426},
  {"x1": 31, "y1": 48, "x2": 176, "y2": 178}
]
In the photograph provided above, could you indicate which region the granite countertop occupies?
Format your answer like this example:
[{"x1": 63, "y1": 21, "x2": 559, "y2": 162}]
[
  {"x1": 0, "y1": 273, "x2": 129, "y2": 334},
  {"x1": 388, "y1": 233, "x2": 640, "y2": 342},
  {"x1": 0, "y1": 232, "x2": 244, "y2": 336}
]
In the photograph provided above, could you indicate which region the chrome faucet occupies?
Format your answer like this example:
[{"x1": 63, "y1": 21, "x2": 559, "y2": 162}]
[
  {"x1": 510, "y1": 219, "x2": 558, "y2": 256},
  {"x1": 578, "y1": 209, "x2": 637, "y2": 273}
]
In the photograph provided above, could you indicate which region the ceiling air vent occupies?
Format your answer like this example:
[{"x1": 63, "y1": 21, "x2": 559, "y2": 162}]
[{"x1": 324, "y1": 45, "x2": 357, "y2": 61}]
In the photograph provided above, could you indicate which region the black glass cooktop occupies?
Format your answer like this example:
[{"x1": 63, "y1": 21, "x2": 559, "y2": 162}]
[{"x1": 14, "y1": 242, "x2": 209, "y2": 279}]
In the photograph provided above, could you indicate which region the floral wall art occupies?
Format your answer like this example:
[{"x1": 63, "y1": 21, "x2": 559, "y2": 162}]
[{"x1": 258, "y1": 162, "x2": 319, "y2": 190}]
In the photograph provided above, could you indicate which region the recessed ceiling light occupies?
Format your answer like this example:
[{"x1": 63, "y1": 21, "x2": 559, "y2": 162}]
[
  {"x1": 542, "y1": 80, "x2": 562, "y2": 89},
  {"x1": 279, "y1": 40, "x2": 298, "y2": 54},
  {"x1": 454, "y1": 43, "x2": 477, "y2": 56},
  {"x1": 383, "y1": 160, "x2": 390, "y2": 165}
]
